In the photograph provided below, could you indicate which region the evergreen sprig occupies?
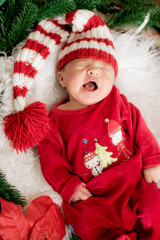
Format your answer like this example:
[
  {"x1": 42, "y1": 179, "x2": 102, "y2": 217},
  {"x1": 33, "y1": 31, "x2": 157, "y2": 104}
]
[
  {"x1": 0, "y1": 170, "x2": 27, "y2": 207},
  {"x1": 36, "y1": 0, "x2": 76, "y2": 21},
  {"x1": 0, "y1": 0, "x2": 77, "y2": 56},
  {"x1": 0, "y1": 8, "x2": 5, "y2": 51},
  {"x1": 97, "y1": 0, "x2": 160, "y2": 28},
  {"x1": 149, "y1": 6, "x2": 160, "y2": 28},
  {"x1": 6, "y1": 1, "x2": 38, "y2": 55},
  {"x1": 0, "y1": 0, "x2": 7, "y2": 7},
  {"x1": 74, "y1": 0, "x2": 101, "y2": 10}
]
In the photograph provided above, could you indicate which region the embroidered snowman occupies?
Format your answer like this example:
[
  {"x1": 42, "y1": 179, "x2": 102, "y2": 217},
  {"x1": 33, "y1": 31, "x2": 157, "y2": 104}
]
[
  {"x1": 84, "y1": 152, "x2": 103, "y2": 177},
  {"x1": 105, "y1": 119, "x2": 132, "y2": 160}
]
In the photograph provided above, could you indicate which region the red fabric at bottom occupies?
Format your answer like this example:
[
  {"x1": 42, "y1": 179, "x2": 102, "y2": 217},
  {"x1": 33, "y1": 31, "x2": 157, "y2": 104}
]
[
  {"x1": 133, "y1": 178, "x2": 160, "y2": 240},
  {"x1": 63, "y1": 150, "x2": 160, "y2": 240}
]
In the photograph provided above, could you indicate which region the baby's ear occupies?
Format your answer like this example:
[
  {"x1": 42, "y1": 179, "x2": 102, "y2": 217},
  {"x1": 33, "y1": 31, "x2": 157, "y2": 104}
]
[{"x1": 58, "y1": 71, "x2": 66, "y2": 87}]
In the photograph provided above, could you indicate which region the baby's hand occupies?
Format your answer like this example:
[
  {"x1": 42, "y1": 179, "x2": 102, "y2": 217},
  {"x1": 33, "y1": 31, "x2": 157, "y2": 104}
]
[
  {"x1": 71, "y1": 186, "x2": 92, "y2": 203},
  {"x1": 143, "y1": 165, "x2": 160, "y2": 183}
]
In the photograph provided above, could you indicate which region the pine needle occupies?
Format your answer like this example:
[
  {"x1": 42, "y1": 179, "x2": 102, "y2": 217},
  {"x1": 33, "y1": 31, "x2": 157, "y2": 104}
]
[
  {"x1": 0, "y1": 0, "x2": 7, "y2": 7},
  {"x1": 74, "y1": 0, "x2": 101, "y2": 10},
  {"x1": 6, "y1": 1, "x2": 38, "y2": 55},
  {"x1": 0, "y1": 170, "x2": 27, "y2": 207},
  {"x1": 36, "y1": 0, "x2": 76, "y2": 21},
  {"x1": 97, "y1": 0, "x2": 160, "y2": 28}
]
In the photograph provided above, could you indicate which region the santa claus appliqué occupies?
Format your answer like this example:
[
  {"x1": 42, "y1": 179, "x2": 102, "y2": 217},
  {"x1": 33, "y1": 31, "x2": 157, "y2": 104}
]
[{"x1": 105, "y1": 119, "x2": 132, "y2": 160}]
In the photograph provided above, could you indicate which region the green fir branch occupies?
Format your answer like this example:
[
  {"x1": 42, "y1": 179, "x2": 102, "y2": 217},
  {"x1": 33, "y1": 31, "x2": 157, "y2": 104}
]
[
  {"x1": 97, "y1": 0, "x2": 160, "y2": 28},
  {"x1": 2, "y1": 0, "x2": 16, "y2": 41},
  {"x1": 96, "y1": 0, "x2": 117, "y2": 14},
  {"x1": 0, "y1": 8, "x2": 5, "y2": 34},
  {"x1": 6, "y1": 0, "x2": 15, "y2": 19},
  {"x1": 149, "y1": 9, "x2": 160, "y2": 28},
  {"x1": 107, "y1": 9, "x2": 148, "y2": 28},
  {"x1": 0, "y1": 0, "x2": 7, "y2": 7},
  {"x1": 0, "y1": 32, "x2": 5, "y2": 52},
  {"x1": 74, "y1": 0, "x2": 101, "y2": 10},
  {"x1": 0, "y1": 170, "x2": 27, "y2": 207},
  {"x1": 6, "y1": 1, "x2": 38, "y2": 55},
  {"x1": 0, "y1": 7, "x2": 6, "y2": 52},
  {"x1": 36, "y1": 0, "x2": 76, "y2": 21}
]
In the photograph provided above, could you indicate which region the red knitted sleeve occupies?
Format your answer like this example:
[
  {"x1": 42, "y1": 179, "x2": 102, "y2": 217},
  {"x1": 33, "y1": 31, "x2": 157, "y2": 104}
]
[
  {"x1": 120, "y1": 94, "x2": 160, "y2": 169},
  {"x1": 37, "y1": 118, "x2": 84, "y2": 203}
]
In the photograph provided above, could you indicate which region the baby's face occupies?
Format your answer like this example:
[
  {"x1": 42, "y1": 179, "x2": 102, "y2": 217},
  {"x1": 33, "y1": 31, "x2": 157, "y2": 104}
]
[{"x1": 58, "y1": 58, "x2": 115, "y2": 109}]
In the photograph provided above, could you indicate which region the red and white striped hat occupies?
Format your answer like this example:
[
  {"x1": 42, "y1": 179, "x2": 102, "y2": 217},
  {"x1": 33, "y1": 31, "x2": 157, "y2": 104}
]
[
  {"x1": 3, "y1": 9, "x2": 118, "y2": 152},
  {"x1": 58, "y1": 10, "x2": 118, "y2": 74}
]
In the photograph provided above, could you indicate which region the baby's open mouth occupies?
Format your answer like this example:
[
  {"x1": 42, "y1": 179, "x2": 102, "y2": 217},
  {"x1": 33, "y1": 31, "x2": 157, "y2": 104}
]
[{"x1": 83, "y1": 81, "x2": 98, "y2": 91}]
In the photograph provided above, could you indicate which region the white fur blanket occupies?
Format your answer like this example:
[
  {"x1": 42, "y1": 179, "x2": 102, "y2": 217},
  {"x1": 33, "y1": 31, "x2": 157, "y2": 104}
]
[{"x1": 0, "y1": 30, "x2": 160, "y2": 239}]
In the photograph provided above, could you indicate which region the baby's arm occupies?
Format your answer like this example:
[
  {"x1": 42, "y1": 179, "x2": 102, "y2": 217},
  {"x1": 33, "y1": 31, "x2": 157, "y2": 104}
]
[
  {"x1": 71, "y1": 186, "x2": 92, "y2": 203},
  {"x1": 123, "y1": 100, "x2": 160, "y2": 183},
  {"x1": 143, "y1": 165, "x2": 160, "y2": 183}
]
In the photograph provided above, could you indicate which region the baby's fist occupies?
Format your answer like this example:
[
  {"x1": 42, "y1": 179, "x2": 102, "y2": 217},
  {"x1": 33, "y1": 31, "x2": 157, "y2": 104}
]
[
  {"x1": 71, "y1": 186, "x2": 92, "y2": 203},
  {"x1": 143, "y1": 165, "x2": 160, "y2": 183}
]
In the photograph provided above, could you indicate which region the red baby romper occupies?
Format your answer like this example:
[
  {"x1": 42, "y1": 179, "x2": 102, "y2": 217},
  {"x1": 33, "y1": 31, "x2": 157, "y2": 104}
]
[{"x1": 38, "y1": 85, "x2": 160, "y2": 240}]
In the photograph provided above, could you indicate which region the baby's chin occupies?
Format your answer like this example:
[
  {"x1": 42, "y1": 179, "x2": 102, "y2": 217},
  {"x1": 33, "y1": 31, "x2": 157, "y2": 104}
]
[
  {"x1": 68, "y1": 90, "x2": 111, "y2": 109},
  {"x1": 78, "y1": 98, "x2": 104, "y2": 107},
  {"x1": 83, "y1": 92, "x2": 110, "y2": 104}
]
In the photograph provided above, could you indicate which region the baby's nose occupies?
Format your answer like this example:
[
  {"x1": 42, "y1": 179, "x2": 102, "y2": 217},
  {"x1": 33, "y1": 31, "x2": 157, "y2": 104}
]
[{"x1": 87, "y1": 67, "x2": 100, "y2": 76}]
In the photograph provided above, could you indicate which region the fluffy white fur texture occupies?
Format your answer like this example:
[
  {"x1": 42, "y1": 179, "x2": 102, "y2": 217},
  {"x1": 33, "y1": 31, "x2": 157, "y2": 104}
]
[{"x1": 0, "y1": 30, "x2": 160, "y2": 239}]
